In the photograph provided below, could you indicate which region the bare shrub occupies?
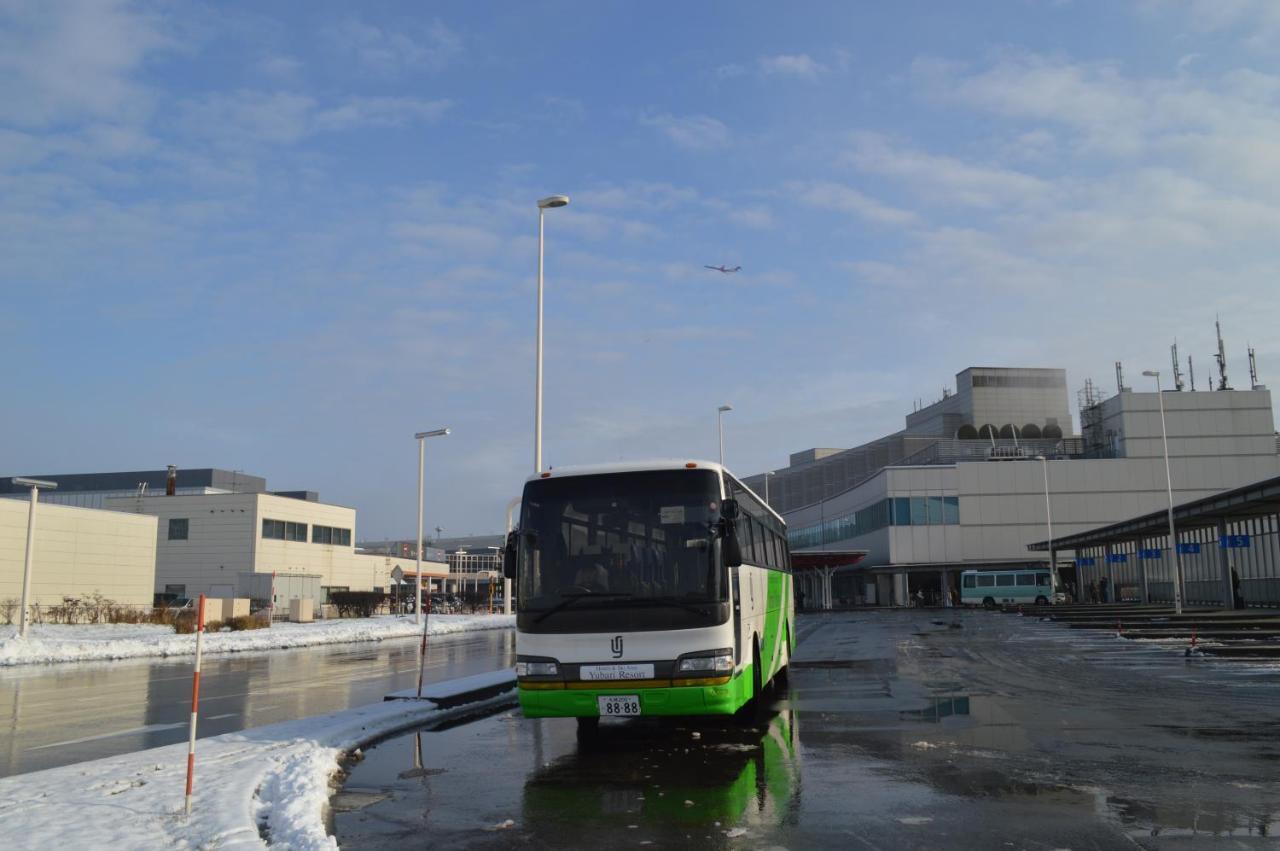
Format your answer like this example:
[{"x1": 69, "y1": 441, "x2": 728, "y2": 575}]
[{"x1": 0, "y1": 599, "x2": 17, "y2": 625}]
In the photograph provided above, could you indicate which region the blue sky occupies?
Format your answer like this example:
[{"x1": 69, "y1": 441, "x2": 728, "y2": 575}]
[{"x1": 4, "y1": 0, "x2": 1280, "y2": 538}]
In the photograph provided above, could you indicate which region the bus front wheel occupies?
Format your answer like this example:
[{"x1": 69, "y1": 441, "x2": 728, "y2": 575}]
[{"x1": 982, "y1": 597, "x2": 996, "y2": 609}]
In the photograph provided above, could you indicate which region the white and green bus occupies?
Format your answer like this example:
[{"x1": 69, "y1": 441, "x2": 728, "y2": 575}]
[
  {"x1": 503, "y1": 460, "x2": 795, "y2": 731},
  {"x1": 960, "y1": 568, "x2": 1064, "y2": 608}
]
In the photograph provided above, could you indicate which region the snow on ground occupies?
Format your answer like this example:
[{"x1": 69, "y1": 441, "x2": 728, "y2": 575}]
[
  {"x1": 0, "y1": 614, "x2": 514, "y2": 667},
  {"x1": 0, "y1": 670, "x2": 517, "y2": 850}
]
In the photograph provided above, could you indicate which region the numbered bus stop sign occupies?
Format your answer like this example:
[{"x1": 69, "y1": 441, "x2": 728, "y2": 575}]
[
  {"x1": 1075, "y1": 557, "x2": 1096, "y2": 567},
  {"x1": 1107, "y1": 553, "x2": 1128, "y2": 564},
  {"x1": 1219, "y1": 534, "x2": 1251, "y2": 549},
  {"x1": 1138, "y1": 548, "x2": 1162, "y2": 559},
  {"x1": 1176, "y1": 542, "x2": 1201, "y2": 555}
]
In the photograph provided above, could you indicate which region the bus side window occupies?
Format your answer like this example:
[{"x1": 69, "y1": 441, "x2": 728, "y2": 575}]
[
  {"x1": 963, "y1": 575, "x2": 976, "y2": 588},
  {"x1": 1016, "y1": 574, "x2": 1035, "y2": 586},
  {"x1": 977, "y1": 575, "x2": 995, "y2": 588},
  {"x1": 1036, "y1": 573, "x2": 1051, "y2": 586}
]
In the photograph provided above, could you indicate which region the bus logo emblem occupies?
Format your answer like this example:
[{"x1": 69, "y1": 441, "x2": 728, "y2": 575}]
[{"x1": 610, "y1": 636, "x2": 624, "y2": 658}]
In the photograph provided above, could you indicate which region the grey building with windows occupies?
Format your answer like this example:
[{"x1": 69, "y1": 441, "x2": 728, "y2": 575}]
[{"x1": 746, "y1": 366, "x2": 1280, "y2": 607}]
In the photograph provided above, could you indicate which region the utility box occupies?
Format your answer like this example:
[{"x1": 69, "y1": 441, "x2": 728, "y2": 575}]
[
  {"x1": 289, "y1": 597, "x2": 314, "y2": 623},
  {"x1": 216, "y1": 598, "x2": 250, "y2": 621}
]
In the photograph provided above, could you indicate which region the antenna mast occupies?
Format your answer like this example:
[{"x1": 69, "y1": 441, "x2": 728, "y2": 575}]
[
  {"x1": 1249, "y1": 345, "x2": 1260, "y2": 389},
  {"x1": 1115, "y1": 361, "x2": 1127, "y2": 394},
  {"x1": 1188, "y1": 355, "x2": 1196, "y2": 392},
  {"x1": 1214, "y1": 317, "x2": 1231, "y2": 390},
  {"x1": 1171, "y1": 342, "x2": 1185, "y2": 391}
]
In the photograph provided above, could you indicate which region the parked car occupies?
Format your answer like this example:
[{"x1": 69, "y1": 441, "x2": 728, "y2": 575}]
[{"x1": 165, "y1": 597, "x2": 195, "y2": 614}]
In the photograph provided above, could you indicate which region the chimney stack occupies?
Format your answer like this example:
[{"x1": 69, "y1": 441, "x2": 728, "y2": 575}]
[{"x1": 166, "y1": 465, "x2": 177, "y2": 496}]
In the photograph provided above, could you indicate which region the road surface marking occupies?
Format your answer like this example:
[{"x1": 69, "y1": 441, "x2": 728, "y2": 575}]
[{"x1": 28, "y1": 722, "x2": 188, "y2": 751}]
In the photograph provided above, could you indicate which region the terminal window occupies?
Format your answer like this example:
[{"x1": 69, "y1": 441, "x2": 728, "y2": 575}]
[
  {"x1": 262, "y1": 519, "x2": 308, "y2": 541},
  {"x1": 312, "y1": 525, "x2": 352, "y2": 546},
  {"x1": 970, "y1": 374, "x2": 1065, "y2": 388}
]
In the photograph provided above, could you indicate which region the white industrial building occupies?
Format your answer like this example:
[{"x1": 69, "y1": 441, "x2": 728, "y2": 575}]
[
  {"x1": 747, "y1": 365, "x2": 1280, "y2": 607},
  {"x1": 0, "y1": 498, "x2": 157, "y2": 608},
  {"x1": 103, "y1": 491, "x2": 446, "y2": 603}
]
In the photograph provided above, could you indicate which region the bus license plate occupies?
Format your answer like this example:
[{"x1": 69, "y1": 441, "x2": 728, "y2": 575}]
[{"x1": 597, "y1": 695, "x2": 641, "y2": 717}]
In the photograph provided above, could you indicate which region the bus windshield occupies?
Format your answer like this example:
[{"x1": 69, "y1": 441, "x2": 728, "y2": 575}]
[{"x1": 516, "y1": 469, "x2": 728, "y2": 631}]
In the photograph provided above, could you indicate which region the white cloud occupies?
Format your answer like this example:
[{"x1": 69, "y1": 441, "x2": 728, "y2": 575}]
[
  {"x1": 758, "y1": 53, "x2": 825, "y2": 80},
  {"x1": 314, "y1": 97, "x2": 452, "y2": 131},
  {"x1": 715, "y1": 63, "x2": 747, "y2": 80},
  {"x1": 640, "y1": 113, "x2": 730, "y2": 150},
  {"x1": 728, "y1": 205, "x2": 775, "y2": 229},
  {"x1": 259, "y1": 55, "x2": 302, "y2": 78},
  {"x1": 181, "y1": 91, "x2": 451, "y2": 146},
  {"x1": 326, "y1": 16, "x2": 462, "y2": 74},
  {"x1": 790, "y1": 181, "x2": 918, "y2": 226},
  {"x1": 1140, "y1": 0, "x2": 1280, "y2": 47},
  {"x1": 843, "y1": 132, "x2": 1049, "y2": 208},
  {"x1": 0, "y1": 0, "x2": 173, "y2": 127},
  {"x1": 575, "y1": 182, "x2": 700, "y2": 211}
]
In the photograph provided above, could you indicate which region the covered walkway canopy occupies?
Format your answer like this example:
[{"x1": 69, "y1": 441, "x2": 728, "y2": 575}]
[
  {"x1": 1027, "y1": 474, "x2": 1280, "y2": 607},
  {"x1": 1029, "y1": 474, "x2": 1280, "y2": 553},
  {"x1": 791, "y1": 550, "x2": 868, "y2": 610}
]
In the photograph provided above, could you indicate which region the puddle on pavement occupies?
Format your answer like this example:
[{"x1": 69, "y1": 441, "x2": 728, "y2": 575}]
[{"x1": 334, "y1": 706, "x2": 805, "y2": 849}]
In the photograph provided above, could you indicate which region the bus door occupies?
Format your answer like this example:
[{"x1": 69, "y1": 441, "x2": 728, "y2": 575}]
[{"x1": 732, "y1": 567, "x2": 742, "y2": 665}]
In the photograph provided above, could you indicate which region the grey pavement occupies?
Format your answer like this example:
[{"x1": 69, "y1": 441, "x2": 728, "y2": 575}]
[
  {"x1": 335, "y1": 609, "x2": 1280, "y2": 849},
  {"x1": 0, "y1": 628, "x2": 515, "y2": 777}
]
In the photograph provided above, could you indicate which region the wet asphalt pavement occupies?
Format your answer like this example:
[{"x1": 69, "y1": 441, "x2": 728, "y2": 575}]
[
  {"x1": 0, "y1": 629, "x2": 515, "y2": 777},
  {"x1": 335, "y1": 609, "x2": 1280, "y2": 849}
]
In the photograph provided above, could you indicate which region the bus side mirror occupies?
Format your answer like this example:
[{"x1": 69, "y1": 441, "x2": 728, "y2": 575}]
[
  {"x1": 503, "y1": 531, "x2": 518, "y2": 580},
  {"x1": 721, "y1": 499, "x2": 739, "y2": 520}
]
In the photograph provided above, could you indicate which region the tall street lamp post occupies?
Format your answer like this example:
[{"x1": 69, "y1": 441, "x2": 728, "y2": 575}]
[
  {"x1": 535, "y1": 194, "x2": 569, "y2": 473},
  {"x1": 13, "y1": 477, "x2": 57, "y2": 639},
  {"x1": 414, "y1": 428, "x2": 450, "y2": 625},
  {"x1": 1034, "y1": 456, "x2": 1059, "y2": 598},
  {"x1": 717, "y1": 404, "x2": 733, "y2": 467},
  {"x1": 1143, "y1": 370, "x2": 1183, "y2": 615},
  {"x1": 764, "y1": 471, "x2": 776, "y2": 506}
]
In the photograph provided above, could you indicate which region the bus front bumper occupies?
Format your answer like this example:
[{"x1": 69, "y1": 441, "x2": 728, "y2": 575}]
[{"x1": 518, "y1": 670, "x2": 752, "y2": 718}]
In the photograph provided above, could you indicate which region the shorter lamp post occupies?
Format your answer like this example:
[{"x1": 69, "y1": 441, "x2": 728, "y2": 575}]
[
  {"x1": 764, "y1": 471, "x2": 776, "y2": 506},
  {"x1": 1142, "y1": 370, "x2": 1183, "y2": 615},
  {"x1": 414, "y1": 428, "x2": 451, "y2": 625},
  {"x1": 13, "y1": 477, "x2": 58, "y2": 638},
  {"x1": 717, "y1": 404, "x2": 733, "y2": 466}
]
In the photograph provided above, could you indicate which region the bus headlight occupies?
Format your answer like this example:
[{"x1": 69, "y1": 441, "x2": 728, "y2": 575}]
[
  {"x1": 516, "y1": 660, "x2": 560, "y2": 677},
  {"x1": 676, "y1": 649, "x2": 734, "y2": 674}
]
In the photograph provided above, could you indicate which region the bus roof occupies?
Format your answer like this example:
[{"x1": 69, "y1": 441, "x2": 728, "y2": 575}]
[{"x1": 524, "y1": 459, "x2": 785, "y2": 525}]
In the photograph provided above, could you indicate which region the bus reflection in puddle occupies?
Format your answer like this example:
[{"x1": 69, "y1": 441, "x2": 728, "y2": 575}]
[{"x1": 520, "y1": 709, "x2": 800, "y2": 835}]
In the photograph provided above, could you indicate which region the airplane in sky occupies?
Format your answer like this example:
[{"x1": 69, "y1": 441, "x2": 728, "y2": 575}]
[{"x1": 704, "y1": 265, "x2": 741, "y2": 273}]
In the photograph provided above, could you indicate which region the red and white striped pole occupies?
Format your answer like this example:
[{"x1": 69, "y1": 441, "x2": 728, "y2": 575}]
[
  {"x1": 415, "y1": 583, "x2": 432, "y2": 698},
  {"x1": 184, "y1": 594, "x2": 207, "y2": 816}
]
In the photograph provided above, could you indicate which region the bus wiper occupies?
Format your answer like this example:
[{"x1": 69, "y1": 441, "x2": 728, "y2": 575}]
[{"x1": 532, "y1": 591, "x2": 632, "y2": 624}]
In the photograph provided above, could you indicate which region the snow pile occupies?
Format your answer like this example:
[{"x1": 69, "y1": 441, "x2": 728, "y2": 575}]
[
  {"x1": 0, "y1": 671, "x2": 517, "y2": 850},
  {"x1": 0, "y1": 613, "x2": 515, "y2": 667}
]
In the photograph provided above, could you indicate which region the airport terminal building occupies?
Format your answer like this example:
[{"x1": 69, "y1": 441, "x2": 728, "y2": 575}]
[{"x1": 745, "y1": 367, "x2": 1280, "y2": 607}]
